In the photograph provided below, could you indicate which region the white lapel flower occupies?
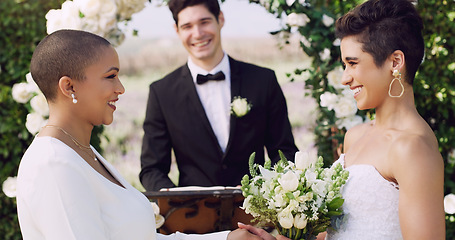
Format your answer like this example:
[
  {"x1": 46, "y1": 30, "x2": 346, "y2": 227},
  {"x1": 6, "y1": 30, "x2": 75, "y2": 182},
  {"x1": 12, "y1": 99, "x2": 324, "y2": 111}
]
[{"x1": 231, "y1": 96, "x2": 252, "y2": 118}]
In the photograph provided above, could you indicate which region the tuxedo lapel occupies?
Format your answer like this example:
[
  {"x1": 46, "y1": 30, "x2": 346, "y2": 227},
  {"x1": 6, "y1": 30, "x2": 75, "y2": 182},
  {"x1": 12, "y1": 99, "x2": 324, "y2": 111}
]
[
  {"x1": 223, "y1": 57, "x2": 241, "y2": 158},
  {"x1": 179, "y1": 65, "x2": 223, "y2": 155}
]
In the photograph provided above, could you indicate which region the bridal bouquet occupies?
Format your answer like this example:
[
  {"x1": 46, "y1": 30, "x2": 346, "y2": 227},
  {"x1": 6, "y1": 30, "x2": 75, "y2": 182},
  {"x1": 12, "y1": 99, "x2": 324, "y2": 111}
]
[{"x1": 241, "y1": 151, "x2": 349, "y2": 240}]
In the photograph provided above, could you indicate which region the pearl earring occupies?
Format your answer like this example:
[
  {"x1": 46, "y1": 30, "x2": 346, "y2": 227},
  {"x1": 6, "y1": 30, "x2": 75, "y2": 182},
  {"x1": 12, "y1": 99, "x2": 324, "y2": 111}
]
[{"x1": 71, "y1": 93, "x2": 78, "y2": 104}]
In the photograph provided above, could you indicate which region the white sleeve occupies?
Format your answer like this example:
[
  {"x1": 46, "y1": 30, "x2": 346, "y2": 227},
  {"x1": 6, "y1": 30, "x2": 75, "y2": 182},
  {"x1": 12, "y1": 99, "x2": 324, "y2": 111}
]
[
  {"x1": 156, "y1": 231, "x2": 230, "y2": 240},
  {"x1": 19, "y1": 160, "x2": 108, "y2": 240}
]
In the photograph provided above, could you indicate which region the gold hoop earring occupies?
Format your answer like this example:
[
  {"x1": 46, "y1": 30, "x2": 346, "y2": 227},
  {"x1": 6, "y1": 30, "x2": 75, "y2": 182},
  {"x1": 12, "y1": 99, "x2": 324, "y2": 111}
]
[
  {"x1": 388, "y1": 69, "x2": 404, "y2": 98},
  {"x1": 71, "y1": 93, "x2": 78, "y2": 104}
]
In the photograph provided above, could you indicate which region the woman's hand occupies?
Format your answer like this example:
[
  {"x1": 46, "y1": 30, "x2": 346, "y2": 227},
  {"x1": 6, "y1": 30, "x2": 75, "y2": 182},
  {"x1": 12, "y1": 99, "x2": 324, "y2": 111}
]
[{"x1": 234, "y1": 222, "x2": 293, "y2": 240}]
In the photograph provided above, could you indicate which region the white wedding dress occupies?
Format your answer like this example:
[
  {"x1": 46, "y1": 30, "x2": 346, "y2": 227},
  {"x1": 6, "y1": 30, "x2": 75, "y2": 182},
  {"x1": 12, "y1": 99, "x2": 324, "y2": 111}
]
[{"x1": 326, "y1": 154, "x2": 403, "y2": 240}]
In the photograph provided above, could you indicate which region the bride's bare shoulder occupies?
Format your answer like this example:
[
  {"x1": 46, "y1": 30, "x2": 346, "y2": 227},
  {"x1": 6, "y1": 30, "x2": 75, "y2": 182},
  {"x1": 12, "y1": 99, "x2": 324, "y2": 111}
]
[{"x1": 343, "y1": 120, "x2": 374, "y2": 153}]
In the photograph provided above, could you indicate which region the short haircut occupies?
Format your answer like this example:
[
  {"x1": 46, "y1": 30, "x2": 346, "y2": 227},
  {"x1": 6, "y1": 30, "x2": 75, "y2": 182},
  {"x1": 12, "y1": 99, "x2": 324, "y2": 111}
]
[
  {"x1": 30, "y1": 29, "x2": 111, "y2": 101},
  {"x1": 168, "y1": 0, "x2": 221, "y2": 25},
  {"x1": 335, "y1": 0, "x2": 424, "y2": 84}
]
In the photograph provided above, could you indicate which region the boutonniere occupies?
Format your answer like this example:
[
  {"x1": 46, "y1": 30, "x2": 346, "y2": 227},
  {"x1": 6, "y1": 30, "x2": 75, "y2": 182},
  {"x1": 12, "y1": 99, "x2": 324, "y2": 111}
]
[{"x1": 231, "y1": 96, "x2": 252, "y2": 118}]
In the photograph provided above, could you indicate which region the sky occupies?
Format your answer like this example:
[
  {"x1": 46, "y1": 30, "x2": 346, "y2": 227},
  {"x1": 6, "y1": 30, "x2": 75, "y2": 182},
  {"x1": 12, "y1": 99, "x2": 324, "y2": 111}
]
[{"x1": 127, "y1": 0, "x2": 283, "y2": 38}]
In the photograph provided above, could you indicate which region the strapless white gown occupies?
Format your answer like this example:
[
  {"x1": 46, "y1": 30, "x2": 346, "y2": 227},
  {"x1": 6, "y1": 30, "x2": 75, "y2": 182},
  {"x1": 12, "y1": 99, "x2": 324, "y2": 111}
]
[{"x1": 326, "y1": 154, "x2": 403, "y2": 240}]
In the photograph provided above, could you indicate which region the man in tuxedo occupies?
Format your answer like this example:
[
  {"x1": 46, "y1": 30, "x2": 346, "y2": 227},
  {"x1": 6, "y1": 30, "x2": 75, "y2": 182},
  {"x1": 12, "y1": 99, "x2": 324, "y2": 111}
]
[{"x1": 140, "y1": 0, "x2": 298, "y2": 191}]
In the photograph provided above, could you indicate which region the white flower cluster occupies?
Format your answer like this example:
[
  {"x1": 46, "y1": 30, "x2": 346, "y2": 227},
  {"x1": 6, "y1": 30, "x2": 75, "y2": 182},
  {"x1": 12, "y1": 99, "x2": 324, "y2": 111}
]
[
  {"x1": 12, "y1": 73, "x2": 49, "y2": 135},
  {"x1": 45, "y1": 0, "x2": 148, "y2": 46},
  {"x1": 319, "y1": 66, "x2": 364, "y2": 130},
  {"x1": 241, "y1": 151, "x2": 349, "y2": 237}
]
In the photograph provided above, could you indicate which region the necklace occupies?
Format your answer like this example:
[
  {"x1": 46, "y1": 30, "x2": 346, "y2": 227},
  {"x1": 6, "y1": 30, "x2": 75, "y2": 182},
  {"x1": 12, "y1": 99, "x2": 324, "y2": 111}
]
[{"x1": 42, "y1": 125, "x2": 97, "y2": 162}]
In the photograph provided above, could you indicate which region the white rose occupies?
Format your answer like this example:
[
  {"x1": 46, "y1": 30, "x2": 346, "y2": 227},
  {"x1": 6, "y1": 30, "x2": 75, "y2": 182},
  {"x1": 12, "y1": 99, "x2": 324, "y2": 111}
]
[
  {"x1": 45, "y1": 1, "x2": 82, "y2": 34},
  {"x1": 300, "y1": 35, "x2": 311, "y2": 48},
  {"x1": 322, "y1": 14, "x2": 335, "y2": 27},
  {"x1": 26, "y1": 112, "x2": 47, "y2": 135},
  {"x1": 2, "y1": 176, "x2": 17, "y2": 198},
  {"x1": 320, "y1": 92, "x2": 338, "y2": 110},
  {"x1": 295, "y1": 151, "x2": 317, "y2": 170},
  {"x1": 319, "y1": 48, "x2": 331, "y2": 61},
  {"x1": 278, "y1": 171, "x2": 299, "y2": 192},
  {"x1": 273, "y1": 192, "x2": 287, "y2": 208},
  {"x1": 444, "y1": 193, "x2": 455, "y2": 214},
  {"x1": 231, "y1": 97, "x2": 251, "y2": 117},
  {"x1": 25, "y1": 72, "x2": 40, "y2": 93},
  {"x1": 12, "y1": 83, "x2": 33, "y2": 103},
  {"x1": 286, "y1": 13, "x2": 310, "y2": 27},
  {"x1": 294, "y1": 213, "x2": 308, "y2": 229},
  {"x1": 327, "y1": 66, "x2": 345, "y2": 90},
  {"x1": 30, "y1": 93, "x2": 49, "y2": 117},
  {"x1": 334, "y1": 97, "x2": 358, "y2": 118},
  {"x1": 278, "y1": 210, "x2": 294, "y2": 229},
  {"x1": 337, "y1": 115, "x2": 363, "y2": 130},
  {"x1": 333, "y1": 38, "x2": 341, "y2": 46},
  {"x1": 73, "y1": 0, "x2": 102, "y2": 18}
]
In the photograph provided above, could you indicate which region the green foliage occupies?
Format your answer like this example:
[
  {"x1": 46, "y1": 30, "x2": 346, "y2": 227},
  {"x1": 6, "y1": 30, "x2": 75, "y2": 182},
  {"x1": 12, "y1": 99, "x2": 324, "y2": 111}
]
[
  {"x1": 415, "y1": 1, "x2": 455, "y2": 237},
  {"x1": 0, "y1": 0, "x2": 101, "y2": 238}
]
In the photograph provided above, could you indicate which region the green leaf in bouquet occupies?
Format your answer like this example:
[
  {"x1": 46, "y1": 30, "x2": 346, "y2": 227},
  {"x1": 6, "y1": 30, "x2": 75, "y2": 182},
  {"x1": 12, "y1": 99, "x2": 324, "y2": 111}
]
[
  {"x1": 326, "y1": 210, "x2": 343, "y2": 217},
  {"x1": 278, "y1": 149, "x2": 288, "y2": 162},
  {"x1": 327, "y1": 197, "x2": 344, "y2": 211},
  {"x1": 249, "y1": 152, "x2": 257, "y2": 177}
]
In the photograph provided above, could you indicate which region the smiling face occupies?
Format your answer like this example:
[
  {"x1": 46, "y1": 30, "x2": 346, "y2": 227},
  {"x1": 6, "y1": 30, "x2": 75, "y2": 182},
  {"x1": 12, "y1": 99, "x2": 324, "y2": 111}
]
[
  {"x1": 175, "y1": 4, "x2": 224, "y2": 70},
  {"x1": 74, "y1": 46, "x2": 125, "y2": 126},
  {"x1": 340, "y1": 36, "x2": 393, "y2": 110}
]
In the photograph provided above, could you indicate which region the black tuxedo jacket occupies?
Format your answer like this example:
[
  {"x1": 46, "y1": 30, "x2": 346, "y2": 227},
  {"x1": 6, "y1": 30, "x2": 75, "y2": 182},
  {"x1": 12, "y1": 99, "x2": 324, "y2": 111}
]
[{"x1": 140, "y1": 57, "x2": 298, "y2": 191}]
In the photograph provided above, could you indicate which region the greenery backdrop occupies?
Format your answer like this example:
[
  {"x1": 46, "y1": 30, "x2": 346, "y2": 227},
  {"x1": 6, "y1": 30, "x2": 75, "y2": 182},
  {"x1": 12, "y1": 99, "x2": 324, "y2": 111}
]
[{"x1": 1, "y1": 0, "x2": 454, "y2": 239}]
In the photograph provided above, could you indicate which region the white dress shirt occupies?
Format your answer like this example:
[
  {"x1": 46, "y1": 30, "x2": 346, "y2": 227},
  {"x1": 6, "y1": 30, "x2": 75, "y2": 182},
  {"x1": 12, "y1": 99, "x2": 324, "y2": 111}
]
[
  {"x1": 187, "y1": 54, "x2": 231, "y2": 152},
  {"x1": 16, "y1": 137, "x2": 230, "y2": 240}
]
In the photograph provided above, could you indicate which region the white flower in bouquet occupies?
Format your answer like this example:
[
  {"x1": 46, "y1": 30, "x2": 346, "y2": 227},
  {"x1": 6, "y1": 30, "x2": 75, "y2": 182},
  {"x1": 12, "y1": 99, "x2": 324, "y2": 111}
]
[
  {"x1": 295, "y1": 151, "x2": 317, "y2": 171},
  {"x1": 300, "y1": 35, "x2": 311, "y2": 48},
  {"x1": 2, "y1": 176, "x2": 17, "y2": 198},
  {"x1": 319, "y1": 92, "x2": 338, "y2": 111},
  {"x1": 12, "y1": 83, "x2": 34, "y2": 103},
  {"x1": 286, "y1": 13, "x2": 310, "y2": 27},
  {"x1": 26, "y1": 112, "x2": 48, "y2": 135},
  {"x1": 241, "y1": 151, "x2": 349, "y2": 239},
  {"x1": 231, "y1": 96, "x2": 252, "y2": 117},
  {"x1": 334, "y1": 96, "x2": 358, "y2": 118},
  {"x1": 45, "y1": 1, "x2": 82, "y2": 34},
  {"x1": 333, "y1": 38, "x2": 341, "y2": 46},
  {"x1": 444, "y1": 193, "x2": 455, "y2": 214},
  {"x1": 30, "y1": 93, "x2": 49, "y2": 117},
  {"x1": 327, "y1": 66, "x2": 345, "y2": 90},
  {"x1": 322, "y1": 14, "x2": 335, "y2": 27}
]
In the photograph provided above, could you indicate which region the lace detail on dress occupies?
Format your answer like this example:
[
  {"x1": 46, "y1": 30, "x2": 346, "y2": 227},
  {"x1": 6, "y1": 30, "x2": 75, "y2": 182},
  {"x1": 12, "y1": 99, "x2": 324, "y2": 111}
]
[{"x1": 326, "y1": 155, "x2": 403, "y2": 240}]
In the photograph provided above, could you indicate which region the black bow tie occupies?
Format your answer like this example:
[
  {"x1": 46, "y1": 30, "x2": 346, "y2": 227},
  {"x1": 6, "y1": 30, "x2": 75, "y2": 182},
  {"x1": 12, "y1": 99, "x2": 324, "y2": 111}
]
[{"x1": 196, "y1": 71, "x2": 225, "y2": 85}]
